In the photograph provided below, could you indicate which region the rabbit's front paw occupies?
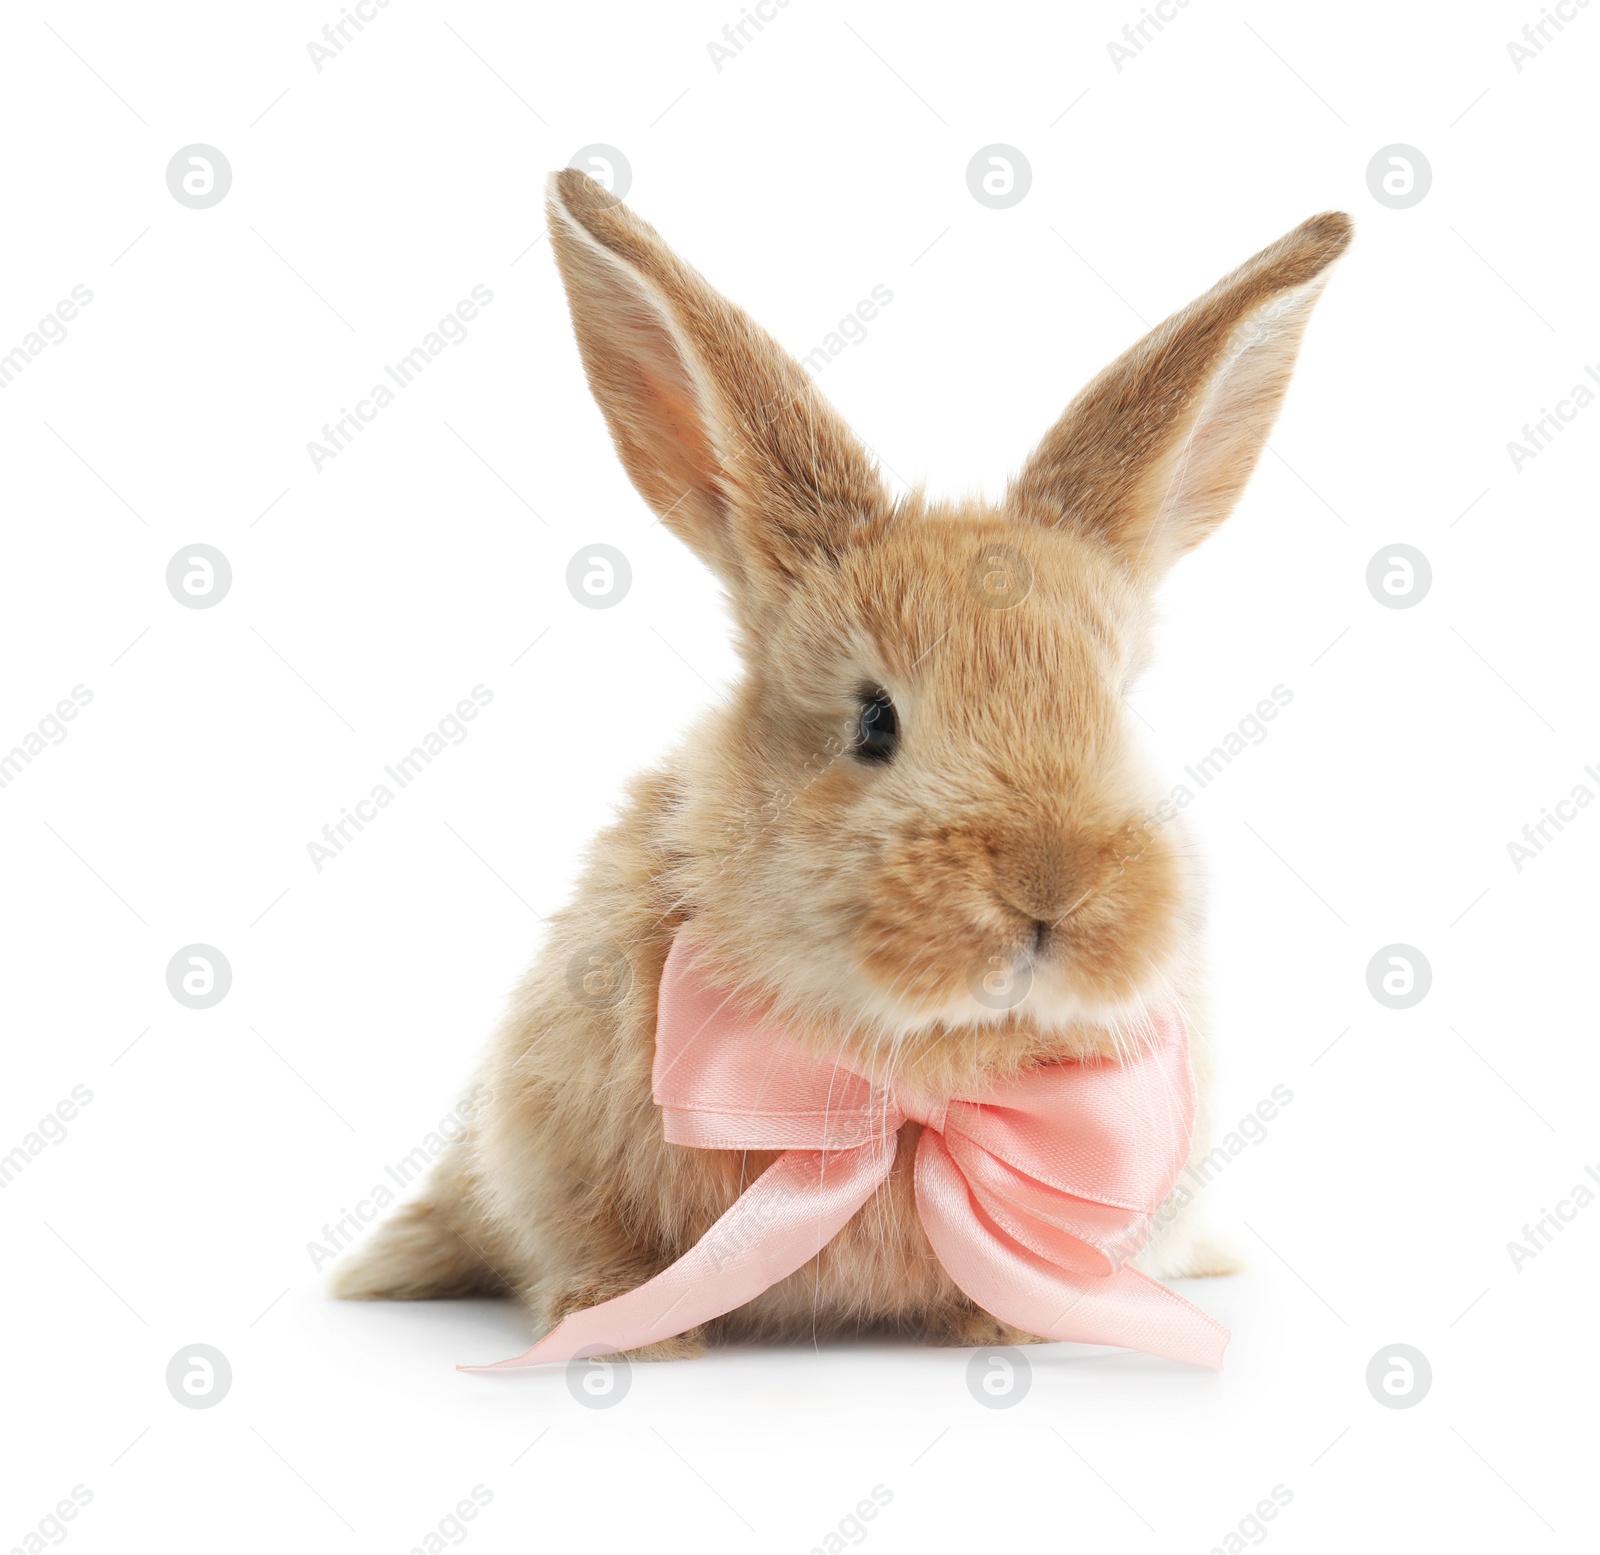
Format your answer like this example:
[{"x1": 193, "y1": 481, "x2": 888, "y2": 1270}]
[{"x1": 923, "y1": 1301, "x2": 1048, "y2": 1347}]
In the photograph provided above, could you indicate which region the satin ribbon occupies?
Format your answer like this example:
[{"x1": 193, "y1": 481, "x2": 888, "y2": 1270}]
[{"x1": 462, "y1": 935, "x2": 1228, "y2": 1372}]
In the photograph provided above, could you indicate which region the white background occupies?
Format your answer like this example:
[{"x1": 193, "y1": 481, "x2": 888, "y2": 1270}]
[{"x1": 3, "y1": 1, "x2": 1596, "y2": 1551}]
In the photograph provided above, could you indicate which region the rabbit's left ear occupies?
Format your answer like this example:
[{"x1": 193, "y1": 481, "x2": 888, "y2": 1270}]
[
  {"x1": 1011, "y1": 212, "x2": 1352, "y2": 578},
  {"x1": 546, "y1": 170, "x2": 888, "y2": 603}
]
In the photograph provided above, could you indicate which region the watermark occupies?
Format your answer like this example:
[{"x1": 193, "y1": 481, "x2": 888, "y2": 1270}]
[
  {"x1": 965, "y1": 146, "x2": 1031, "y2": 209},
  {"x1": 307, "y1": 287, "x2": 495, "y2": 472},
  {"x1": 704, "y1": 1185, "x2": 797, "y2": 1272},
  {"x1": 306, "y1": 687, "x2": 493, "y2": 871},
  {"x1": 966, "y1": 1348, "x2": 1030, "y2": 1408},
  {"x1": 307, "y1": 1085, "x2": 492, "y2": 1270},
  {"x1": 1186, "y1": 1085, "x2": 1294, "y2": 1189},
  {"x1": 0, "y1": 685, "x2": 93, "y2": 789},
  {"x1": 407, "y1": 1486, "x2": 494, "y2": 1546},
  {"x1": 0, "y1": 286, "x2": 94, "y2": 390},
  {"x1": 566, "y1": 544, "x2": 632, "y2": 608},
  {"x1": 568, "y1": 145, "x2": 631, "y2": 202},
  {"x1": 800, "y1": 285, "x2": 894, "y2": 375},
  {"x1": 1506, "y1": 762, "x2": 1600, "y2": 871},
  {"x1": 1506, "y1": 361, "x2": 1600, "y2": 471},
  {"x1": 1142, "y1": 685, "x2": 1294, "y2": 827},
  {"x1": 1205, "y1": 1485, "x2": 1293, "y2": 1552},
  {"x1": 1148, "y1": 1083, "x2": 1294, "y2": 1240},
  {"x1": 967, "y1": 952, "x2": 1033, "y2": 1012},
  {"x1": 1366, "y1": 544, "x2": 1430, "y2": 608},
  {"x1": 966, "y1": 543, "x2": 1033, "y2": 610},
  {"x1": 307, "y1": 0, "x2": 397, "y2": 72},
  {"x1": 567, "y1": 1350, "x2": 631, "y2": 1409},
  {"x1": 1506, "y1": 1162, "x2": 1600, "y2": 1270},
  {"x1": 1366, "y1": 944, "x2": 1430, "y2": 1009},
  {"x1": 166, "y1": 1344, "x2": 232, "y2": 1409},
  {"x1": 707, "y1": 0, "x2": 794, "y2": 72},
  {"x1": 565, "y1": 943, "x2": 633, "y2": 1008},
  {"x1": 1365, "y1": 145, "x2": 1431, "y2": 210},
  {"x1": 0, "y1": 1085, "x2": 94, "y2": 1190},
  {"x1": 807, "y1": 1486, "x2": 893, "y2": 1552},
  {"x1": 167, "y1": 945, "x2": 232, "y2": 1009},
  {"x1": 10, "y1": 1487, "x2": 93, "y2": 1551},
  {"x1": 1106, "y1": 0, "x2": 1195, "y2": 72},
  {"x1": 166, "y1": 145, "x2": 231, "y2": 209},
  {"x1": 719, "y1": 731, "x2": 852, "y2": 867},
  {"x1": 166, "y1": 544, "x2": 232, "y2": 609},
  {"x1": 1507, "y1": 0, "x2": 1592, "y2": 71},
  {"x1": 1365, "y1": 1345, "x2": 1431, "y2": 1409}
]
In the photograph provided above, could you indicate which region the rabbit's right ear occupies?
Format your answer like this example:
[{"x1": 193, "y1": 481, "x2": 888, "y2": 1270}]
[
  {"x1": 546, "y1": 171, "x2": 887, "y2": 602},
  {"x1": 1011, "y1": 212, "x2": 1352, "y2": 580}
]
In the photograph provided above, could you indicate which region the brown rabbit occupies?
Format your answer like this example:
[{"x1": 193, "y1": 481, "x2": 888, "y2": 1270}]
[{"x1": 333, "y1": 171, "x2": 1351, "y2": 1356}]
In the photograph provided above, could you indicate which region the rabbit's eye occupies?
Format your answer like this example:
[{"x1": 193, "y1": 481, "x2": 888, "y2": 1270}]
[{"x1": 853, "y1": 688, "x2": 897, "y2": 764}]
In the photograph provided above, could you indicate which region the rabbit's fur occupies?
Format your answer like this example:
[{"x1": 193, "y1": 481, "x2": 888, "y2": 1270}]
[{"x1": 334, "y1": 173, "x2": 1351, "y2": 1355}]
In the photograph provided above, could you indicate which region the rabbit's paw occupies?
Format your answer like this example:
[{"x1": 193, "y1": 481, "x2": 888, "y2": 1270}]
[
  {"x1": 1133, "y1": 1220, "x2": 1244, "y2": 1280},
  {"x1": 924, "y1": 1302, "x2": 1049, "y2": 1347}
]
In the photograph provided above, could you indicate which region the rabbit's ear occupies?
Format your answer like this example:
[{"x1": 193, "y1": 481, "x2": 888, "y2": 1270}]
[
  {"x1": 546, "y1": 170, "x2": 887, "y2": 598},
  {"x1": 1011, "y1": 212, "x2": 1352, "y2": 578}
]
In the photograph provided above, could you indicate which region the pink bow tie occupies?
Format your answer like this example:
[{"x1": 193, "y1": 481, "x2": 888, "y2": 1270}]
[{"x1": 463, "y1": 935, "x2": 1228, "y2": 1372}]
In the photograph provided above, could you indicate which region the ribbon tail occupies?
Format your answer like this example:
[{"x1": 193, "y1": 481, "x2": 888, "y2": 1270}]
[
  {"x1": 460, "y1": 1137, "x2": 896, "y2": 1371},
  {"x1": 915, "y1": 1134, "x2": 1229, "y2": 1370}
]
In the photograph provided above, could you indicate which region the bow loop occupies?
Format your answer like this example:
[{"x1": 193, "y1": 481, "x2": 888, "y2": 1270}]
[
  {"x1": 937, "y1": 1015, "x2": 1196, "y2": 1212},
  {"x1": 652, "y1": 944, "x2": 901, "y2": 1150}
]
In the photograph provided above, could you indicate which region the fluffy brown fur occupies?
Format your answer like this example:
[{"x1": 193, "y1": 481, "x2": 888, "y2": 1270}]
[{"x1": 334, "y1": 172, "x2": 1352, "y2": 1356}]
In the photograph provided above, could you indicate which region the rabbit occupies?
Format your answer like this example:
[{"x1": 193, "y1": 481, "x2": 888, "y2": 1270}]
[{"x1": 333, "y1": 169, "x2": 1351, "y2": 1357}]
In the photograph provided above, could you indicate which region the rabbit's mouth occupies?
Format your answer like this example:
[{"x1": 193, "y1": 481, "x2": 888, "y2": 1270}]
[
  {"x1": 826, "y1": 916, "x2": 1184, "y2": 1086},
  {"x1": 848, "y1": 814, "x2": 1188, "y2": 1046},
  {"x1": 1013, "y1": 876, "x2": 1103, "y2": 960}
]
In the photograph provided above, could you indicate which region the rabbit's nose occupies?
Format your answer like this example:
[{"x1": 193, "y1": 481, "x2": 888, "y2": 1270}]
[{"x1": 992, "y1": 837, "x2": 1076, "y2": 924}]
